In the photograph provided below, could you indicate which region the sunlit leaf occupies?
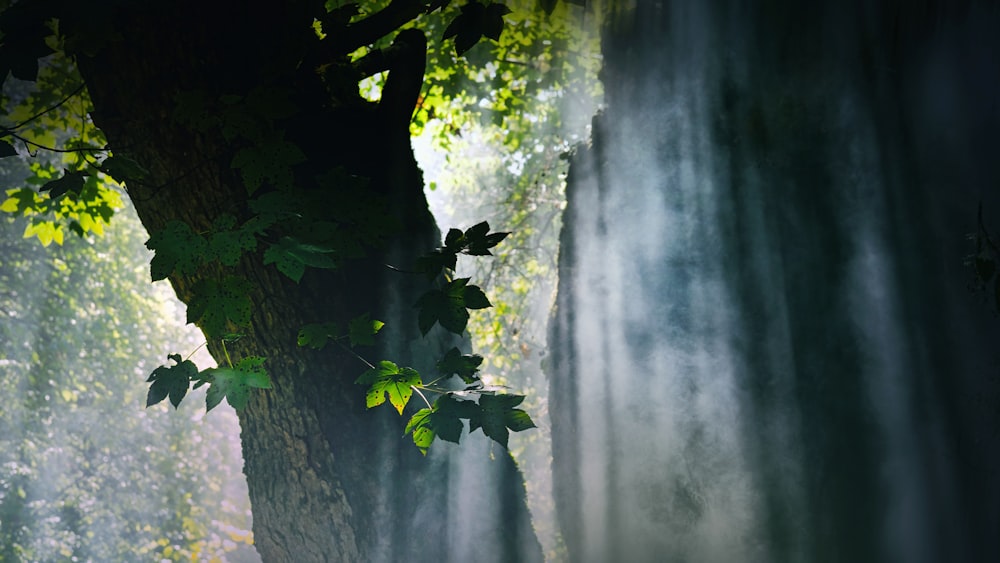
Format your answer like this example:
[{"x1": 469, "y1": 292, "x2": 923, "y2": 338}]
[
  {"x1": 355, "y1": 360, "x2": 421, "y2": 415},
  {"x1": 348, "y1": 313, "x2": 384, "y2": 347},
  {"x1": 203, "y1": 356, "x2": 270, "y2": 411}
]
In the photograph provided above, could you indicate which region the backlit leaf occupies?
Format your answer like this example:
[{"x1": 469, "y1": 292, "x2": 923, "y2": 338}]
[
  {"x1": 146, "y1": 355, "x2": 198, "y2": 409},
  {"x1": 145, "y1": 220, "x2": 208, "y2": 281},
  {"x1": 355, "y1": 360, "x2": 421, "y2": 415}
]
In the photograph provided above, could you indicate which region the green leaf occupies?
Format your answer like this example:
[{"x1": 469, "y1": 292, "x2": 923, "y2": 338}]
[
  {"x1": 444, "y1": 227, "x2": 465, "y2": 250},
  {"x1": 404, "y1": 408, "x2": 437, "y2": 454},
  {"x1": 463, "y1": 221, "x2": 509, "y2": 255},
  {"x1": 40, "y1": 170, "x2": 85, "y2": 199},
  {"x1": 146, "y1": 354, "x2": 198, "y2": 409},
  {"x1": 403, "y1": 394, "x2": 477, "y2": 454},
  {"x1": 415, "y1": 248, "x2": 457, "y2": 279},
  {"x1": 463, "y1": 284, "x2": 491, "y2": 309},
  {"x1": 348, "y1": 313, "x2": 384, "y2": 347},
  {"x1": 186, "y1": 276, "x2": 253, "y2": 338},
  {"x1": 100, "y1": 155, "x2": 148, "y2": 182},
  {"x1": 207, "y1": 216, "x2": 257, "y2": 266},
  {"x1": 468, "y1": 393, "x2": 535, "y2": 449},
  {"x1": 230, "y1": 137, "x2": 306, "y2": 194},
  {"x1": 203, "y1": 356, "x2": 270, "y2": 412},
  {"x1": 355, "y1": 360, "x2": 421, "y2": 415},
  {"x1": 297, "y1": 321, "x2": 339, "y2": 349},
  {"x1": 436, "y1": 346, "x2": 483, "y2": 383},
  {"x1": 145, "y1": 220, "x2": 208, "y2": 281},
  {"x1": 483, "y1": 3, "x2": 512, "y2": 41},
  {"x1": 263, "y1": 236, "x2": 338, "y2": 282},
  {"x1": 415, "y1": 286, "x2": 469, "y2": 335},
  {"x1": 0, "y1": 188, "x2": 40, "y2": 215},
  {"x1": 414, "y1": 277, "x2": 491, "y2": 335}
]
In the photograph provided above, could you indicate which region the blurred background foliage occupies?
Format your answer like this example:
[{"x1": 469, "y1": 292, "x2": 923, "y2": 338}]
[
  {"x1": 0, "y1": 1, "x2": 603, "y2": 560},
  {"x1": 0, "y1": 146, "x2": 256, "y2": 560},
  {"x1": 410, "y1": 3, "x2": 603, "y2": 559}
]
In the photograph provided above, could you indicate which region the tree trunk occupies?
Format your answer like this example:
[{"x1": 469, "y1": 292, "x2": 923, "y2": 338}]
[
  {"x1": 550, "y1": 2, "x2": 1000, "y2": 562},
  {"x1": 70, "y1": 4, "x2": 541, "y2": 561}
]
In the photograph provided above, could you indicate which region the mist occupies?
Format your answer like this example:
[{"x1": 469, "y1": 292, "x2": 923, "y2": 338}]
[
  {"x1": 548, "y1": 2, "x2": 1000, "y2": 562},
  {"x1": 0, "y1": 199, "x2": 257, "y2": 561}
]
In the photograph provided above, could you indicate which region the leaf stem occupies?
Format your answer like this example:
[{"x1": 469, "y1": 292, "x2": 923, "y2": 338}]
[
  {"x1": 412, "y1": 385, "x2": 433, "y2": 409},
  {"x1": 185, "y1": 341, "x2": 208, "y2": 362},
  {"x1": 336, "y1": 339, "x2": 376, "y2": 370},
  {"x1": 8, "y1": 82, "x2": 86, "y2": 130},
  {"x1": 5, "y1": 130, "x2": 107, "y2": 154},
  {"x1": 221, "y1": 340, "x2": 234, "y2": 368}
]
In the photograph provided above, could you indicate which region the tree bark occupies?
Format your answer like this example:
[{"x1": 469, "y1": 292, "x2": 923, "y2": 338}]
[{"x1": 70, "y1": 3, "x2": 541, "y2": 561}]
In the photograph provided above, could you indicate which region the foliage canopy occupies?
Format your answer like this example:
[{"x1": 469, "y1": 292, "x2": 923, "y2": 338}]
[{"x1": 0, "y1": 0, "x2": 597, "y2": 454}]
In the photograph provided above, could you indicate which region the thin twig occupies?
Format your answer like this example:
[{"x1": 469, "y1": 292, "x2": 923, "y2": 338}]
[
  {"x1": 412, "y1": 385, "x2": 432, "y2": 409},
  {"x1": 336, "y1": 339, "x2": 376, "y2": 370},
  {"x1": 5, "y1": 131, "x2": 107, "y2": 154},
  {"x1": 8, "y1": 82, "x2": 86, "y2": 130}
]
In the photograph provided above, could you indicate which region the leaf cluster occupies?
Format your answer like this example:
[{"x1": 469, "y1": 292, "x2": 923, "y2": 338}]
[
  {"x1": 352, "y1": 224, "x2": 535, "y2": 453},
  {"x1": 442, "y1": 2, "x2": 513, "y2": 55},
  {"x1": 146, "y1": 354, "x2": 272, "y2": 413},
  {"x1": 405, "y1": 391, "x2": 535, "y2": 454},
  {"x1": 296, "y1": 312, "x2": 385, "y2": 350}
]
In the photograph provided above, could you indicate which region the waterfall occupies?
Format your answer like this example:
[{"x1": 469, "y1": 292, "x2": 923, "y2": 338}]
[{"x1": 549, "y1": 2, "x2": 1000, "y2": 561}]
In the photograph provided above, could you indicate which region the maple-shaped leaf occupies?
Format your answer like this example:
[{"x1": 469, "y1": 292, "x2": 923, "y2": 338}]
[
  {"x1": 186, "y1": 276, "x2": 253, "y2": 338},
  {"x1": 355, "y1": 360, "x2": 421, "y2": 415},
  {"x1": 462, "y1": 221, "x2": 509, "y2": 255},
  {"x1": 415, "y1": 278, "x2": 491, "y2": 335},
  {"x1": 444, "y1": 227, "x2": 466, "y2": 251},
  {"x1": 436, "y1": 346, "x2": 483, "y2": 383},
  {"x1": 297, "y1": 321, "x2": 339, "y2": 349},
  {"x1": 203, "y1": 356, "x2": 271, "y2": 411},
  {"x1": 463, "y1": 284, "x2": 491, "y2": 310},
  {"x1": 468, "y1": 393, "x2": 535, "y2": 449},
  {"x1": 145, "y1": 220, "x2": 208, "y2": 281},
  {"x1": 146, "y1": 353, "x2": 198, "y2": 408},
  {"x1": 403, "y1": 394, "x2": 478, "y2": 454},
  {"x1": 348, "y1": 313, "x2": 384, "y2": 347},
  {"x1": 0, "y1": 188, "x2": 39, "y2": 215},
  {"x1": 442, "y1": 2, "x2": 510, "y2": 55},
  {"x1": 40, "y1": 170, "x2": 86, "y2": 199},
  {"x1": 230, "y1": 137, "x2": 306, "y2": 194},
  {"x1": 263, "y1": 236, "x2": 338, "y2": 282},
  {"x1": 414, "y1": 248, "x2": 457, "y2": 280},
  {"x1": 207, "y1": 214, "x2": 257, "y2": 266},
  {"x1": 482, "y1": 2, "x2": 512, "y2": 41},
  {"x1": 404, "y1": 408, "x2": 436, "y2": 454},
  {"x1": 100, "y1": 155, "x2": 148, "y2": 182}
]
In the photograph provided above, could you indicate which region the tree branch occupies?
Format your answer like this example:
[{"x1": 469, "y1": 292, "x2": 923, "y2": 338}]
[
  {"x1": 326, "y1": 0, "x2": 437, "y2": 56},
  {"x1": 350, "y1": 33, "x2": 424, "y2": 79}
]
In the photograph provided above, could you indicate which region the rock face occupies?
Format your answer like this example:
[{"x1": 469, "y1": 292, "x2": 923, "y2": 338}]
[{"x1": 549, "y1": 3, "x2": 1000, "y2": 562}]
